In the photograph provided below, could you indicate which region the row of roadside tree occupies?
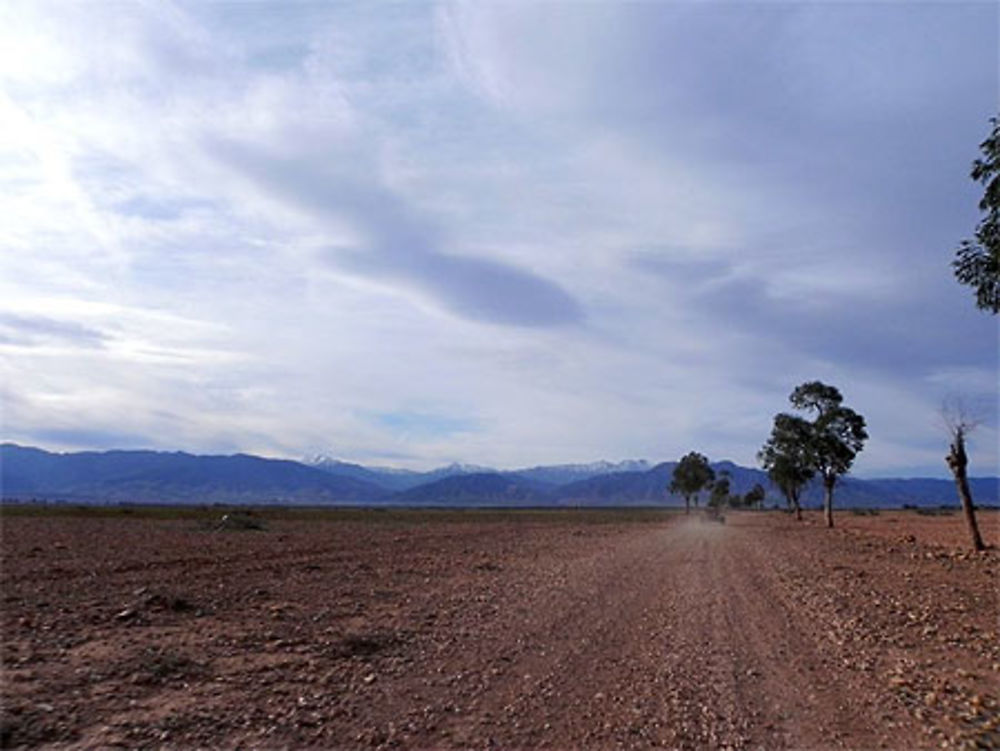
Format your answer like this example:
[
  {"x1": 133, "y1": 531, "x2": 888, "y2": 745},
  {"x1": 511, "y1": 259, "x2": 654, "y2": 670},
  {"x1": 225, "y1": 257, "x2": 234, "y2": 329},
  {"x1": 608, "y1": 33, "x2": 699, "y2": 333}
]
[
  {"x1": 670, "y1": 377, "x2": 986, "y2": 551},
  {"x1": 669, "y1": 114, "x2": 996, "y2": 552},
  {"x1": 667, "y1": 379, "x2": 866, "y2": 529}
]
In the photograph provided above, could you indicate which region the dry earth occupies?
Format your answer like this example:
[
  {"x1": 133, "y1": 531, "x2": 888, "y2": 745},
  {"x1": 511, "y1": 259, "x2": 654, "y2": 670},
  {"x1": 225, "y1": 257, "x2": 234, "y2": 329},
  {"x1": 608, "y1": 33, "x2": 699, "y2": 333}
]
[{"x1": 1, "y1": 507, "x2": 998, "y2": 750}]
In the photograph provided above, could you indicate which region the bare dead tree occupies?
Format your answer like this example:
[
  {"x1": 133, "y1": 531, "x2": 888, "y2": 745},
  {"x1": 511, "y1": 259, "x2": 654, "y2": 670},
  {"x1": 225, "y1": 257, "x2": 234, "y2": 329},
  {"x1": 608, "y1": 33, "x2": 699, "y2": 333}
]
[{"x1": 942, "y1": 400, "x2": 986, "y2": 551}]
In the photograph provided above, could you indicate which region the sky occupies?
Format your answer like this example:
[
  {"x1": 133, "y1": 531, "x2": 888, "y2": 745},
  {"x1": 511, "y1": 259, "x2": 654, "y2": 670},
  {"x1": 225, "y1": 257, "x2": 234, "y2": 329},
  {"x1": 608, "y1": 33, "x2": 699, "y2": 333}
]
[{"x1": 1, "y1": 1, "x2": 997, "y2": 478}]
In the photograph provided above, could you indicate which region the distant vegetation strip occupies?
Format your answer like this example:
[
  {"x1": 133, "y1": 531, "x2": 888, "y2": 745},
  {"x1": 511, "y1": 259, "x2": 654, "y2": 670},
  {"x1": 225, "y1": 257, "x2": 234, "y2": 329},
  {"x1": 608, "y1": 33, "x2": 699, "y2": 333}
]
[{"x1": 0, "y1": 502, "x2": 684, "y2": 524}]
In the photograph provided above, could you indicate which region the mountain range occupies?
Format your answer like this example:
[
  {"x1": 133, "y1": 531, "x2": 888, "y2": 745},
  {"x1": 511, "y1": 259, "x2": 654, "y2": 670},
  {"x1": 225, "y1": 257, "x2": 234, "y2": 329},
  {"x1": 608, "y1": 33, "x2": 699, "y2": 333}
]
[
  {"x1": 307, "y1": 455, "x2": 653, "y2": 492},
  {"x1": 1, "y1": 443, "x2": 997, "y2": 509}
]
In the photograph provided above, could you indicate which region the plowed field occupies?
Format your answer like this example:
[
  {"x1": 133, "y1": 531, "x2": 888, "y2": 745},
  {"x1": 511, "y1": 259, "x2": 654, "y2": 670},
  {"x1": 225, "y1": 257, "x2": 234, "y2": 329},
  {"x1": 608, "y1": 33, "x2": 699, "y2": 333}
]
[{"x1": 1, "y1": 508, "x2": 997, "y2": 749}]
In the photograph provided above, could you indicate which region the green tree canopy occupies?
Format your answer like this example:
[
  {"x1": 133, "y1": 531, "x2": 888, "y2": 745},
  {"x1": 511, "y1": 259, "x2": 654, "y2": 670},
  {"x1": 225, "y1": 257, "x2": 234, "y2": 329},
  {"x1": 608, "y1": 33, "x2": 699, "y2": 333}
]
[
  {"x1": 668, "y1": 451, "x2": 715, "y2": 514},
  {"x1": 953, "y1": 116, "x2": 1000, "y2": 313},
  {"x1": 743, "y1": 483, "x2": 766, "y2": 510},
  {"x1": 758, "y1": 413, "x2": 815, "y2": 521},
  {"x1": 709, "y1": 472, "x2": 731, "y2": 509},
  {"x1": 788, "y1": 381, "x2": 868, "y2": 528}
]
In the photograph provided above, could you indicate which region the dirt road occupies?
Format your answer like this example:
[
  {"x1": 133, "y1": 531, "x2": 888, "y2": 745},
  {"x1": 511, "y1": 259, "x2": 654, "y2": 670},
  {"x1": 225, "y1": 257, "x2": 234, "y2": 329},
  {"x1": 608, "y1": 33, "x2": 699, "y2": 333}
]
[
  {"x1": 401, "y1": 515, "x2": 981, "y2": 750},
  {"x1": 2, "y1": 510, "x2": 997, "y2": 749}
]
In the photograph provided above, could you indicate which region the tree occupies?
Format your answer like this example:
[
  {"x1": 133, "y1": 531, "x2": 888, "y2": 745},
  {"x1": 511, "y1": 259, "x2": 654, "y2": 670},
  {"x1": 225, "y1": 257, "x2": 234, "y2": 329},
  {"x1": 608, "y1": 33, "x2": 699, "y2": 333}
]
[
  {"x1": 743, "y1": 483, "x2": 766, "y2": 510},
  {"x1": 942, "y1": 403, "x2": 986, "y2": 551},
  {"x1": 789, "y1": 381, "x2": 868, "y2": 529},
  {"x1": 953, "y1": 116, "x2": 1000, "y2": 314},
  {"x1": 758, "y1": 414, "x2": 815, "y2": 521},
  {"x1": 669, "y1": 452, "x2": 715, "y2": 514},
  {"x1": 709, "y1": 471, "x2": 731, "y2": 509}
]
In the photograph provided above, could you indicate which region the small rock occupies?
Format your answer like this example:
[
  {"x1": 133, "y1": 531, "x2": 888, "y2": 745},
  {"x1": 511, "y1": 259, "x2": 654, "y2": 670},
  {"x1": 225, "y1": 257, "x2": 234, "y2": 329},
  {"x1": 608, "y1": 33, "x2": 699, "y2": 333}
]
[{"x1": 363, "y1": 673, "x2": 376, "y2": 685}]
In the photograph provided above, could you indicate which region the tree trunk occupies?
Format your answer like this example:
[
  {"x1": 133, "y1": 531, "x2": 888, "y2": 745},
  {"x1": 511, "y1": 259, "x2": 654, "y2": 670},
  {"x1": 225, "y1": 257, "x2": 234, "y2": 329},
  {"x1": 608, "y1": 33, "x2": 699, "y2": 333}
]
[
  {"x1": 947, "y1": 432, "x2": 986, "y2": 551},
  {"x1": 823, "y1": 475, "x2": 835, "y2": 528},
  {"x1": 685, "y1": 495, "x2": 691, "y2": 515},
  {"x1": 788, "y1": 489, "x2": 802, "y2": 521}
]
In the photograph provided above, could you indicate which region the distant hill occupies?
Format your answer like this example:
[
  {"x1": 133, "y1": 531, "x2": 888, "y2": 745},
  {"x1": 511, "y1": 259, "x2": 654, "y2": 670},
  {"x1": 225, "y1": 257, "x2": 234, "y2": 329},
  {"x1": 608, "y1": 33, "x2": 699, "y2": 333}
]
[
  {"x1": 1, "y1": 444, "x2": 387, "y2": 504},
  {"x1": 836, "y1": 476, "x2": 999, "y2": 508},
  {"x1": 512, "y1": 460, "x2": 653, "y2": 487},
  {"x1": 309, "y1": 456, "x2": 422, "y2": 492},
  {"x1": 309, "y1": 456, "x2": 496, "y2": 492},
  {"x1": 392, "y1": 472, "x2": 548, "y2": 506},
  {"x1": 557, "y1": 463, "x2": 678, "y2": 506},
  {"x1": 1, "y1": 443, "x2": 996, "y2": 508},
  {"x1": 309, "y1": 457, "x2": 655, "y2": 494}
]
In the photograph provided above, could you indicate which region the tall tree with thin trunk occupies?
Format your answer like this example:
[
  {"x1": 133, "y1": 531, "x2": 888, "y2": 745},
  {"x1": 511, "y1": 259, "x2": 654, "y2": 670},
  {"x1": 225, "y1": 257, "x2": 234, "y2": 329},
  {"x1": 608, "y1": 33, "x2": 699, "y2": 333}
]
[
  {"x1": 788, "y1": 381, "x2": 868, "y2": 529},
  {"x1": 669, "y1": 452, "x2": 715, "y2": 514},
  {"x1": 759, "y1": 414, "x2": 815, "y2": 521},
  {"x1": 943, "y1": 404, "x2": 986, "y2": 551},
  {"x1": 946, "y1": 118, "x2": 994, "y2": 547}
]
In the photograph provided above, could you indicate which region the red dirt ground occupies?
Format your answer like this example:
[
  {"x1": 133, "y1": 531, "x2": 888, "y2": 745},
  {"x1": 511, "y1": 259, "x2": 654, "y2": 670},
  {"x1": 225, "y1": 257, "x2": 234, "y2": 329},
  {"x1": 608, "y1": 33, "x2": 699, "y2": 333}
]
[{"x1": 1, "y1": 508, "x2": 998, "y2": 749}]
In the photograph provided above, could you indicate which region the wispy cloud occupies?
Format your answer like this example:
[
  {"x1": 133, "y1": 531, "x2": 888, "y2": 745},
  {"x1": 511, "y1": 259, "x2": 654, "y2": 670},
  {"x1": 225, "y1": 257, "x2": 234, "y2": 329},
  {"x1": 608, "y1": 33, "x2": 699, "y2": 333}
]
[
  {"x1": 0, "y1": 313, "x2": 107, "y2": 348},
  {"x1": 210, "y1": 139, "x2": 584, "y2": 327},
  {"x1": 367, "y1": 411, "x2": 480, "y2": 440}
]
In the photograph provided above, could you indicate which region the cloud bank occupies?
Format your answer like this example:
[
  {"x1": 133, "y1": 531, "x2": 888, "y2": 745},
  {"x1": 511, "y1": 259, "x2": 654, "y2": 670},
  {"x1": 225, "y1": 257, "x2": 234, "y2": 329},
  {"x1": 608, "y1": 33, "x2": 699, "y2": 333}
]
[{"x1": 1, "y1": 1, "x2": 996, "y2": 476}]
